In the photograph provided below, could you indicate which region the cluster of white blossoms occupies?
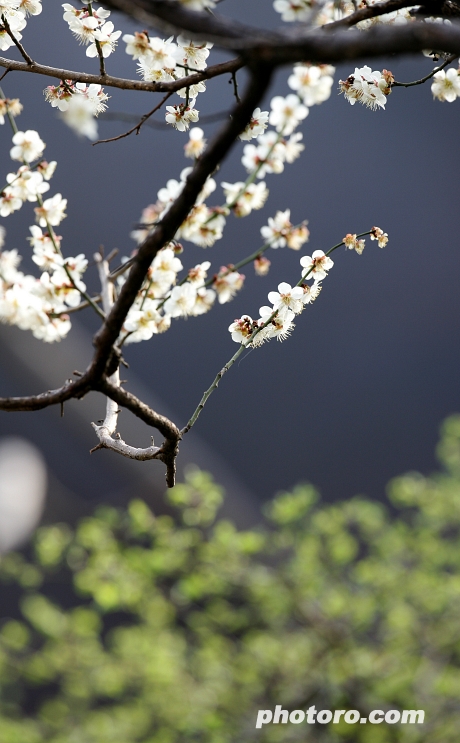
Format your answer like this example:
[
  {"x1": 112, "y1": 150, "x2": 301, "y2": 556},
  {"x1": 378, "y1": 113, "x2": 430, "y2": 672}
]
[
  {"x1": 0, "y1": 119, "x2": 92, "y2": 342},
  {"x1": 260, "y1": 209, "x2": 310, "y2": 250},
  {"x1": 339, "y1": 67, "x2": 394, "y2": 110},
  {"x1": 431, "y1": 67, "x2": 460, "y2": 101},
  {"x1": 229, "y1": 226, "x2": 388, "y2": 346},
  {"x1": 273, "y1": 0, "x2": 411, "y2": 26},
  {"x1": 0, "y1": 0, "x2": 41, "y2": 52},
  {"x1": 123, "y1": 32, "x2": 213, "y2": 130},
  {"x1": 0, "y1": 96, "x2": 22, "y2": 125},
  {"x1": 44, "y1": 81, "x2": 109, "y2": 140},
  {"x1": 287, "y1": 65, "x2": 335, "y2": 107},
  {"x1": 119, "y1": 246, "x2": 247, "y2": 343},
  {"x1": 228, "y1": 255, "x2": 325, "y2": 347},
  {"x1": 62, "y1": 3, "x2": 120, "y2": 59}
]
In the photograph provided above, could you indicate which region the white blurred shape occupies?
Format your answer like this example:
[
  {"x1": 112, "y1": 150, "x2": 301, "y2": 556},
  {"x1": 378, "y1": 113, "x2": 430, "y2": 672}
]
[{"x1": 0, "y1": 437, "x2": 47, "y2": 553}]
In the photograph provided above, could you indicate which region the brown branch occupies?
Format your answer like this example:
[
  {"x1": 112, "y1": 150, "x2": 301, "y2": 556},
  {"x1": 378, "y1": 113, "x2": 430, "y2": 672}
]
[
  {"x1": 325, "y1": 0, "x2": 418, "y2": 30},
  {"x1": 0, "y1": 54, "x2": 243, "y2": 93},
  {"x1": 91, "y1": 64, "x2": 273, "y2": 373},
  {"x1": 93, "y1": 91, "x2": 173, "y2": 145},
  {"x1": 104, "y1": 0, "x2": 460, "y2": 63},
  {"x1": 98, "y1": 378, "x2": 181, "y2": 488},
  {"x1": 0, "y1": 66, "x2": 272, "y2": 485}
]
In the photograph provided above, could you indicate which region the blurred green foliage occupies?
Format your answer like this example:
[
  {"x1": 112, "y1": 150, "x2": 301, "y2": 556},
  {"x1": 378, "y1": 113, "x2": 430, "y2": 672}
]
[{"x1": 2, "y1": 422, "x2": 460, "y2": 742}]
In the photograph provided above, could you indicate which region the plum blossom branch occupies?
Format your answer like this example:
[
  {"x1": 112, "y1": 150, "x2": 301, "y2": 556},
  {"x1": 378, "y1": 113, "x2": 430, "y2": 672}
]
[
  {"x1": 0, "y1": 66, "x2": 272, "y2": 486},
  {"x1": 104, "y1": 0, "x2": 460, "y2": 64},
  {"x1": 0, "y1": 55, "x2": 243, "y2": 94},
  {"x1": 183, "y1": 230, "x2": 375, "y2": 434},
  {"x1": 93, "y1": 91, "x2": 173, "y2": 145}
]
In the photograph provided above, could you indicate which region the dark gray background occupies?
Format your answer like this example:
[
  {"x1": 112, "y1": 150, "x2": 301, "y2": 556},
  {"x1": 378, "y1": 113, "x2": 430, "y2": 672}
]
[{"x1": 0, "y1": 0, "x2": 459, "y2": 519}]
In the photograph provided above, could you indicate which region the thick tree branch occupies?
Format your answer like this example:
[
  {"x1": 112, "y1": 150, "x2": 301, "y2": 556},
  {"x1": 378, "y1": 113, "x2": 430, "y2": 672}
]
[
  {"x1": 105, "y1": 0, "x2": 460, "y2": 64},
  {"x1": 0, "y1": 55, "x2": 243, "y2": 93},
  {"x1": 0, "y1": 67, "x2": 272, "y2": 485},
  {"x1": 91, "y1": 65, "x2": 273, "y2": 371}
]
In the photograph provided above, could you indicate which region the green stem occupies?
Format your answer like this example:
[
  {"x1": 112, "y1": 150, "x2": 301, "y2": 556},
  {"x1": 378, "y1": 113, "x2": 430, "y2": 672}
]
[{"x1": 182, "y1": 344, "x2": 245, "y2": 433}]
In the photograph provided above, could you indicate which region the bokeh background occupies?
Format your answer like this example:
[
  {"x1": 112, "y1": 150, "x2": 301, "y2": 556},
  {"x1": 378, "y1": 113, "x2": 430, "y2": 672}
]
[{"x1": 1, "y1": 0, "x2": 460, "y2": 530}]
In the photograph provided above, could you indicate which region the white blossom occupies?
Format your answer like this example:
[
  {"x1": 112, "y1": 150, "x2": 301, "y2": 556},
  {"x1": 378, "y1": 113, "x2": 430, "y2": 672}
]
[
  {"x1": 228, "y1": 314, "x2": 256, "y2": 344},
  {"x1": 175, "y1": 36, "x2": 213, "y2": 70},
  {"x1": 221, "y1": 181, "x2": 269, "y2": 217},
  {"x1": 339, "y1": 66, "x2": 393, "y2": 110},
  {"x1": 35, "y1": 193, "x2": 67, "y2": 227},
  {"x1": 370, "y1": 226, "x2": 389, "y2": 248},
  {"x1": 268, "y1": 282, "x2": 304, "y2": 314},
  {"x1": 213, "y1": 268, "x2": 244, "y2": 304},
  {"x1": 431, "y1": 68, "x2": 460, "y2": 102},
  {"x1": 137, "y1": 60, "x2": 174, "y2": 83},
  {"x1": 258, "y1": 305, "x2": 295, "y2": 340},
  {"x1": 123, "y1": 31, "x2": 153, "y2": 60},
  {"x1": 87, "y1": 21, "x2": 121, "y2": 58},
  {"x1": 190, "y1": 287, "x2": 216, "y2": 315},
  {"x1": 0, "y1": 188, "x2": 22, "y2": 216},
  {"x1": 139, "y1": 35, "x2": 177, "y2": 70},
  {"x1": 300, "y1": 250, "x2": 334, "y2": 281},
  {"x1": 187, "y1": 260, "x2": 211, "y2": 286},
  {"x1": 6, "y1": 166, "x2": 49, "y2": 201},
  {"x1": 184, "y1": 127, "x2": 206, "y2": 159},
  {"x1": 288, "y1": 65, "x2": 335, "y2": 106},
  {"x1": 239, "y1": 108, "x2": 269, "y2": 141},
  {"x1": 10, "y1": 130, "x2": 45, "y2": 163},
  {"x1": 273, "y1": 0, "x2": 312, "y2": 21},
  {"x1": 163, "y1": 283, "x2": 197, "y2": 317},
  {"x1": 0, "y1": 97, "x2": 22, "y2": 125},
  {"x1": 269, "y1": 94, "x2": 308, "y2": 134},
  {"x1": 60, "y1": 94, "x2": 98, "y2": 139},
  {"x1": 165, "y1": 101, "x2": 199, "y2": 131},
  {"x1": 19, "y1": 0, "x2": 42, "y2": 14}
]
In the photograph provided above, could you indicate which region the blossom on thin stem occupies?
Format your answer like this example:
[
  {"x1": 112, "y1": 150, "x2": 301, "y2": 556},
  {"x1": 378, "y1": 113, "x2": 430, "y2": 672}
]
[
  {"x1": 269, "y1": 94, "x2": 308, "y2": 135},
  {"x1": 260, "y1": 210, "x2": 309, "y2": 250},
  {"x1": 370, "y1": 226, "x2": 389, "y2": 248},
  {"x1": 10, "y1": 130, "x2": 45, "y2": 163},
  {"x1": 184, "y1": 127, "x2": 206, "y2": 159},
  {"x1": 0, "y1": 97, "x2": 22, "y2": 125},
  {"x1": 288, "y1": 64, "x2": 335, "y2": 107},
  {"x1": 300, "y1": 250, "x2": 334, "y2": 281},
  {"x1": 239, "y1": 108, "x2": 269, "y2": 141},
  {"x1": 165, "y1": 101, "x2": 199, "y2": 131},
  {"x1": 344, "y1": 233, "x2": 366, "y2": 254},
  {"x1": 254, "y1": 256, "x2": 271, "y2": 276},
  {"x1": 213, "y1": 268, "x2": 245, "y2": 304},
  {"x1": 221, "y1": 180, "x2": 269, "y2": 217},
  {"x1": 339, "y1": 67, "x2": 394, "y2": 110}
]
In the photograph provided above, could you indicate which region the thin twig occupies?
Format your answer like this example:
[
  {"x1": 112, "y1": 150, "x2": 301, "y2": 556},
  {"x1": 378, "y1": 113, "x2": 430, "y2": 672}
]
[
  {"x1": 93, "y1": 92, "x2": 173, "y2": 145},
  {"x1": 393, "y1": 54, "x2": 457, "y2": 86},
  {"x1": 230, "y1": 70, "x2": 240, "y2": 102},
  {"x1": 86, "y1": 1, "x2": 106, "y2": 76}
]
